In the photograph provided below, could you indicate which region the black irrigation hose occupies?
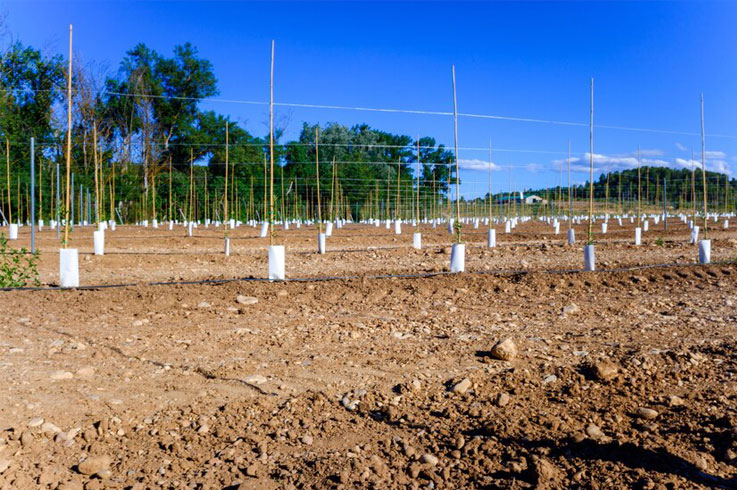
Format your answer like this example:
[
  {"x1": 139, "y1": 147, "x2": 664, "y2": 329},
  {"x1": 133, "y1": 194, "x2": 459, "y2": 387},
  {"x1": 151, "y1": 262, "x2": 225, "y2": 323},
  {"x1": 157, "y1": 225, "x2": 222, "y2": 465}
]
[{"x1": 1, "y1": 259, "x2": 733, "y2": 293}]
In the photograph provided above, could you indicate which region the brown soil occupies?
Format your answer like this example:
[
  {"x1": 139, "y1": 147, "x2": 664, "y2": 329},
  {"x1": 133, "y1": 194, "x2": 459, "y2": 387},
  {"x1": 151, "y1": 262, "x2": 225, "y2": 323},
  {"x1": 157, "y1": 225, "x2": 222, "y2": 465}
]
[
  {"x1": 8, "y1": 218, "x2": 737, "y2": 285},
  {"x1": 1, "y1": 220, "x2": 736, "y2": 489}
]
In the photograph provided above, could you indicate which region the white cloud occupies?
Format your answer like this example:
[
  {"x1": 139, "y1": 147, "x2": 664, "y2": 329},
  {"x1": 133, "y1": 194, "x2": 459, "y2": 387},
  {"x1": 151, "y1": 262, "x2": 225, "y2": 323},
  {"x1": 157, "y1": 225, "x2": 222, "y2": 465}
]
[
  {"x1": 673, "y1": 158, "x2": 700, "y2": 170},
  {"x1": 675, "y1": 142, "x2": 688, "y2": 152},
  {"x1": 632, "y1": 149, "x2": 664, "y2": 157},
  {"x1": 458, "y1": 158, "x2": 503, "y2": 171},
  {"x1": 674, "y1": 157, "x2": 731, "y2": 174},
  {"x1": 552, "y1": 151, "x2": 733, "y2": 176},
  {"x1": 553, "y1": 153, "x2": 669, "y2": 174},
  {"x1": 710, "y1": 159, "x2": 730, "y2": 174},
  {"x1": 705, "y1": 150, "x2": 726, "y2": 159}
]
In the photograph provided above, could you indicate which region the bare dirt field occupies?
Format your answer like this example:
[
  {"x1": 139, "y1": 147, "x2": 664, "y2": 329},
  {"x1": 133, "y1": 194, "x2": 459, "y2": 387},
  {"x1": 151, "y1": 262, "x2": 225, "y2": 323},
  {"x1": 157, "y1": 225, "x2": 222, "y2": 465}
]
[
  {"x1": 1, "y1": 219, "x2": 736, "y2": 489},
  {"x1": 8, "y1": 217, "x2": 737, "y2": 285}
]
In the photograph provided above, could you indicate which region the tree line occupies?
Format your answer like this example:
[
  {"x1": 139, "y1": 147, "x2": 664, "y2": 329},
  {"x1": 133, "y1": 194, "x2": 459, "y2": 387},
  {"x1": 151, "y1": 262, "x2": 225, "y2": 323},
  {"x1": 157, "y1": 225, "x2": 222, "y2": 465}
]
[{"x1": 0, "y1": 39, "x2": 458, "y2": 224}]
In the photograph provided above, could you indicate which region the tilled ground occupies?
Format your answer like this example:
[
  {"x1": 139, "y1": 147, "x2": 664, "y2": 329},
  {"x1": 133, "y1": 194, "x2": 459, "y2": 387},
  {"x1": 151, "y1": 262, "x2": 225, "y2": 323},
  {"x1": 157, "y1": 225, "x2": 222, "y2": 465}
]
[{"x1": 1, "y1": 255, "x2": 736, "y2": 489}]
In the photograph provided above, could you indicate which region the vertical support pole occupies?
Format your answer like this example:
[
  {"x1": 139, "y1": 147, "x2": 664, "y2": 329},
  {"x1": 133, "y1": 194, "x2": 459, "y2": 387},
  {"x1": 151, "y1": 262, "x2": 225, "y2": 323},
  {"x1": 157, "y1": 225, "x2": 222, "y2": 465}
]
[
  {"x1": 663, "y1": 177, "x2": 667, "y2": 231},
  {"x1": 30, "y1": 137, "x2": 35, "y2": 253},
  {"x1": 567, "y1": 140, "x2": 571, "y2": 228},
  {"x1": 71, "y1": 173, "x2": 74, "y2": 230},
  {"x1": 315, "y1": 128, "x2": 322, "y2": 233},
  {"x1": 56, "y1": 163, "x2": 60, "y2": 239},
  {"x1": 700, "y1": 94, "x2": 708, "y2": 239},
  {"x1": 224, "y1": 121, "x2": 229, "y2": 228},
  {"x1": 637, "y1": 146, "x2": 641, "y2": 228},
  {"x1": 588, "y1": 78, "x2": 594, "y2": 243},
  {"x1": 451, "y1": 65, "x2": 461, "y2": 243},
  {"x1": 64, "y1": 24, "x2": 72, "y2": 246},
  {"x1": 488, "y1": 141, "x2": 492, "y2": 224},
  {"x1": 268, "y1": 39, "x2": 275, "y2": 245}
]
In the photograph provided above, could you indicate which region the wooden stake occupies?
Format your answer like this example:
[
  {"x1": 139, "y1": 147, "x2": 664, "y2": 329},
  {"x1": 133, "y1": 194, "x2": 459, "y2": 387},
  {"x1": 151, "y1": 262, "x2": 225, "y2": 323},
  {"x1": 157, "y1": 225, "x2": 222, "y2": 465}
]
[
  {"x1": 110, "y1": 161, "x2": 114, "y2": 224},
  {"x1": 567, "y1": 141, "x2": 572, "y2": 228},
  {"x1": 39, "y1": 155, "x2": 43, "y2": 222},
  {"x1": 224, "y1": 121, "x2": 229, "y2": 230},
  {"x1": 268, "y1": 40, "x2": 275, "y2": 245},
  {"x1": 188, "y1": 148, "x2": 194, "y2": 224},
  {"x1": 637, "y1": 146, "x2": 641, "y2": 227},
  {"x1": 64, "y1": 25, "x2": 72, "y2": 246},
  {"x1": 691, "y1": 153, "x2": 695, "y2": 226},
  {"x1": 168, "y1": 156, "x2": 172, "y2": 221},
  {"x1": 416, "y1": 138, "x2": 421, "y2": 223},
  {"x1": 488, "y1": 142, "x2": 493, "y2": 224},
  {"x1": 315, "y1": 128, "x2": 322, "y2": 232},
  {"x1": 93, "y1": 122, "x2": 99, "y2": 225},
  {"x1": 700, "y1": 94, "x2": 708, "y2": 238},
  {"x1": 395, "y1": 157, "x2": 400, "y2": 221},
  {"x1": 6, "y1": 138, "x2": 11, "y2": 224},
  {"x1": 588, "y1": 78, "x2": 594, "y2": 243},
  {"x1": 451, "y1": 65, "x2": 461, "y2": 243}
]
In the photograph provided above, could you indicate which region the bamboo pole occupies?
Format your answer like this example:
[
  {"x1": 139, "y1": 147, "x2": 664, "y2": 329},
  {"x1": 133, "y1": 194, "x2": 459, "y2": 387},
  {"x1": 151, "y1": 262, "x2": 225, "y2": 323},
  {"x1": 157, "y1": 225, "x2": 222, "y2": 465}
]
[
  {"x1": 416, "y1": 138, "x2": 421, "y2": 223},
  {"x1": 691, "y1": 153, "x2": 695, "y2": 227},
  {"x1": 395, "y1": 157, "x2": 400, "y2": 221},
  {"x1": 280, "y1": 164, "x2": 285, "y2": 224},
  {"x1": 110, "y1": 161, "x2": 114, "y2": 224},
  {"x1": 488, "y1": 142, "x2": 493, "y2": 224},
  {"x1": 700, "y1": 94, "x2": 708, "y2": 239},
  {"x1": 725, "y1": 173, "x2": 729, "y2": 214},
  {"x1": 224, "y1": 121, "x2": 229, "y2": 231},
  {"x1": 152, "y1": 172, "x2": 156, "y2": 221},
  {"x1": 93, "y1": 123, "x2": 99, "y2": 225},
  {"x1": 588, "y1": 78, "x2": 594, "y2": 243},
  {"x1": 268, "y1": 40, "x2": 275, "y2": 244},
  {"x1": 249, "y1": 175, "x2": 254, "y2": 221},
  {"x1": 330, "y1": 157, "x2": 336, "y2": 221},
  {"x1": 451, "y1": 65, "x2": 461, "y2": 243},
  {"x1": 567, "y1": 141, "x2": 572, "y2": 228},
  {"x1": 432, "y1": 169, "x2": 436, "y2": 221},
  {"x1": 637, "y1": 146, "x2": 641, "y2": 228},
  {"x1": 385, "y1": 168, "x2": 390, "y2": 221},
  {"x1": 168, "y1": 157, "x2": 172, "y2": 221},
  {"x1": 6, "y1": 138, "x2": 11, "y2": 224},
  {"x1": 64, "y1": 25, "x2": 72, "y2": 246},
  {"x1": 188, "y1": 148, "x2": 193, "y2": 224}
]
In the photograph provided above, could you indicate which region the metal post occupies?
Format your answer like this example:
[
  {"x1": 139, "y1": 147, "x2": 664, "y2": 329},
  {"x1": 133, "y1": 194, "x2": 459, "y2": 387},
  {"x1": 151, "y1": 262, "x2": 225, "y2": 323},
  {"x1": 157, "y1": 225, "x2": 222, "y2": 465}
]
[{"x1": 56, "y1": 163, "x2": 60, "y2": 239}]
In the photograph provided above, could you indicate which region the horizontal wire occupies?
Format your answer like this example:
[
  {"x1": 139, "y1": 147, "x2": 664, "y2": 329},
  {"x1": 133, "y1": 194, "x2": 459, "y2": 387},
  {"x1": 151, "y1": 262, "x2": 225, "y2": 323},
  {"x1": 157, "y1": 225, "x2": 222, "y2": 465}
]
[{"x1": 4, "y1": 87, "x2": 735, "y2": 140}]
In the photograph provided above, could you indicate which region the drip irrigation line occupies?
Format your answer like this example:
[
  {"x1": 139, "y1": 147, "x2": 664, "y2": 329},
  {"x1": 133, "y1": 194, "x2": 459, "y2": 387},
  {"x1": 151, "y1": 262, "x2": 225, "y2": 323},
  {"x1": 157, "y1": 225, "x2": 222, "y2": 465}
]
[{"x1": 1, "y1": 259, "x2": 732, "y2": 292}]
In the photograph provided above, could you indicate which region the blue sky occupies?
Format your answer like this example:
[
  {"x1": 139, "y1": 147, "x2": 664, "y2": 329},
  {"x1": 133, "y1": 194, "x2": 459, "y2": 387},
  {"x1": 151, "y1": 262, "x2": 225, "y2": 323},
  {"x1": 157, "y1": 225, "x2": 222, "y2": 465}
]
[{"x1": 5, "y1": 0, "x2": 737, "y2": 197}]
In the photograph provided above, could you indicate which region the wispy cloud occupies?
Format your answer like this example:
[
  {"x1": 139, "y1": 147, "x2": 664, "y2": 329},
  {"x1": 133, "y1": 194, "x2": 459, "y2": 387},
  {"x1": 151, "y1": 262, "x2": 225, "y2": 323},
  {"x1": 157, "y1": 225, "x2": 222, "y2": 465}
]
[
  {"x1": 705, "y1": 150, "x2": 726, "y2": 159},
  {"x1": 458, "y1": 158, "x2": 503, "y2": 171},
  {"x1": 675, "y1": 142, "x2": 687, "y2": 152}
]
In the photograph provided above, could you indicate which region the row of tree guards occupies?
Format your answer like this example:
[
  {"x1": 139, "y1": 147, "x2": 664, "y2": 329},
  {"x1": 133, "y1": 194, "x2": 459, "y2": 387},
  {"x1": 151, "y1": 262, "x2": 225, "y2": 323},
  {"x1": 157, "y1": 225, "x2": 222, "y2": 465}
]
[{"x1": 1, "y1": 29, "x2": 727, "y2": 286}]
